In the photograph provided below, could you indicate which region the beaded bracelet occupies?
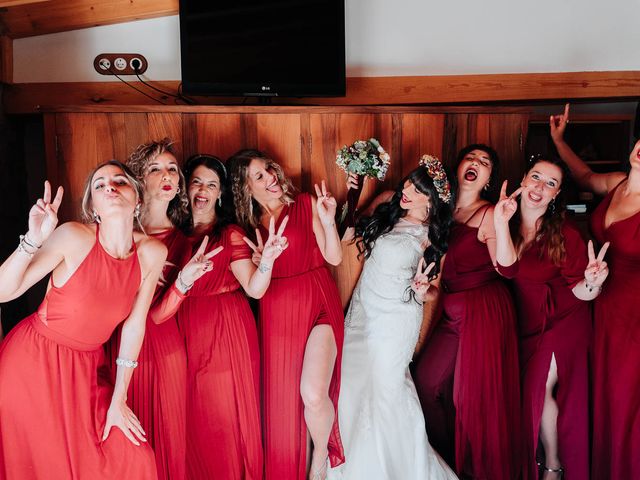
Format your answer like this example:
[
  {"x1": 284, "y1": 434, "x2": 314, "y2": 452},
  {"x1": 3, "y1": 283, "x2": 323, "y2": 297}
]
[
  {"x1": 115, "y1": 357, "x2": 139, "y2": 369},
  {"x1": 176, "y1": 271, "x2": 193, "y2": 292}
]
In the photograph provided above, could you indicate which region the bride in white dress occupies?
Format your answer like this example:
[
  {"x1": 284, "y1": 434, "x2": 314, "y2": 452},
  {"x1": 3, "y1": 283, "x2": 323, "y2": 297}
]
[{"x1": 329, "y1": 159, "x2": 458, "y2": 480}]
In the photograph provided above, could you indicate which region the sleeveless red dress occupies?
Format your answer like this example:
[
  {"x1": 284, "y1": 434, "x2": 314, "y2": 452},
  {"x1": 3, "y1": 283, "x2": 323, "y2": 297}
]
[
  {"x1": 259, "y1": 193, "x2": 345, "y2": 480},
  {"x1": 509, "y1": 223, "x2": 591, "y2": 480},
  {"x1": 413, "y1": 212, "x2": 520, "y2": 480},
  {"x1": 105, "y1": 227, "x2": 189, "y2": 480},
  {"x1": 590, "y1": 180, "x2": 640, "y2": 479},
  {"x1": 0, "y1": 227, "x2": 157, "y2": 479},
  {"x1": 176, "y1": 225, "x2": 263, "y2": 480}
]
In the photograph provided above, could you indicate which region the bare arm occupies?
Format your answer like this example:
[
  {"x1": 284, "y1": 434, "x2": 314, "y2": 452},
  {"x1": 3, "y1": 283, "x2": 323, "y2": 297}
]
[
  {"x1": 550, "y1": 104, "x2": 625, "y2": 195},
  {"x1": 493, "y1": 182, "x2": 521, "y2": 269},
  {"x1": 414, "y1": 255, "x2": 445, "y2": 357},
  {"x1": 312, "y1": 181, "x2": 342, "y2": 265},
  {"x1": 0, "y1": 182, "x2": 65, "y2": 302},
  {"x1": 341, "y1": 190, "x2": 395, "y2": 243},
  {"x1": 103, "y1": 238, "x2": 167, "y2": 445}
]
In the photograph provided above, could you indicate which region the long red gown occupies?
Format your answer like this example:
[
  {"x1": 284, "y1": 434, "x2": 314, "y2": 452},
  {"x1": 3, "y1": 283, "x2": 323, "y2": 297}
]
[
  {"x1": 259, "y1": 193, "x2": 345, "y2": 480},
  {"x1": 176, "y1": 224, "x2": 263, "y2": 480},
  {"x1": 0, "y1": 227, "x2": 157, "y2": 479},
  {"x1": 506, "y1": 223, "x2": 591, "y2": 480},
  {"x1": 413, "y1": 210, "x2": 521, "y2": 480},
  {"x1": 105, "y1": 227, "x2": 189, "y2": 479},
  {"x1": 590, "y1": 180, "x2": 640, "y2": 479}
]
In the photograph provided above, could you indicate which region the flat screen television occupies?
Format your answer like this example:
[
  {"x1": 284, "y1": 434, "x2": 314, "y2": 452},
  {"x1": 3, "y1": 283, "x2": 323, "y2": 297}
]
[{"x1": 179, "y1": 0, "x2": 346, "y2": 98}]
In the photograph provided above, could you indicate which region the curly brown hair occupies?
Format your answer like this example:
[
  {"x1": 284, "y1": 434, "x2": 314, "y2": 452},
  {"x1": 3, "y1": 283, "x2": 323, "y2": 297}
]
[
  {"x1": 126, "y1": 138, "x2": 189, "y2": 226},
  {"x1": 227, "y1": 149, "x2": 296, "y2": 230},
  {"x1": 511, "y1": 157, "x2": 570, "y2": 266}
]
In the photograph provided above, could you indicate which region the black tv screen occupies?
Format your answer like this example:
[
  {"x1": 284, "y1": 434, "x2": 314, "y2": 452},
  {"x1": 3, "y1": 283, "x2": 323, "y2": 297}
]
[{"x1": 179, "y1": 0, "x2": 346, "y2": 97}]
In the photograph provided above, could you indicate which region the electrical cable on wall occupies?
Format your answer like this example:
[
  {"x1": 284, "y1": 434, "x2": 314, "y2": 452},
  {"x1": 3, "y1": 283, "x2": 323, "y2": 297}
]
[{"x1": 108, "y1": 66, "x2": 166, "y2": 105}]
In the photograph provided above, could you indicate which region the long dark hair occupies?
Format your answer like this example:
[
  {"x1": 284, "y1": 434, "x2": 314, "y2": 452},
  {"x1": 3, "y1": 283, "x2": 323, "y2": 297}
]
[
  {"x1": 452, "y1": 143, "x2": 501, "y2": 203},
  {"x1": 182, "y1": 154, "x2": 234, "y2": 241},
  {"x1": 355, "y1": 166, "x2": 452, "y2": 281},
  {"x1": 511, "y1": 156, "x2": 570, "y2": 266}
]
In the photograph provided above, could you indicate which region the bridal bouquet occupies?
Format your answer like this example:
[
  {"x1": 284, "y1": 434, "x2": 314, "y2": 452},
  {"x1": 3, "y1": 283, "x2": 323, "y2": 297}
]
[{"x1": 336, "y1": 138, "x2": 390, "y2": 233}]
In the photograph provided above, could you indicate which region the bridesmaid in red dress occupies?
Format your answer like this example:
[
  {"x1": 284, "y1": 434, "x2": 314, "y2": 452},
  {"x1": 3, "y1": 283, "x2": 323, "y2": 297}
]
[
  {"x1": 551, "y1": 104, "x2": 640, "y2": 479},
  {"x1": 493, "y1": 157, "x2": 609, "y2": 480},
  {"x1": 174, "y1": 154, "x2": 286, "y2": 479},
  {"x1": 228, "y1": 149, "x2": 345, "y2": 480},
  {"x1": 0, "y1": 161, "x2": 166, "y2": 479},
  {"x1": 104, "y1": 139, "x2": 191, "y2": 479},
  {"x1": 413, "y1": 145, "x2": 521, "y2": 480}
]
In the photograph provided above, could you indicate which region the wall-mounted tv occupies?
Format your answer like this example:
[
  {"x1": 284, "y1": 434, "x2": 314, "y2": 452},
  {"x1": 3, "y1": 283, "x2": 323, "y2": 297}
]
[{"x1": 179, "y1": 0, "x2": 346, "y2": 98}]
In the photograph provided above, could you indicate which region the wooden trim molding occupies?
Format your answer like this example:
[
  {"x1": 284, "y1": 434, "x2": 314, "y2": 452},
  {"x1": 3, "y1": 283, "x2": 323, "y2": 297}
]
[
  {"x1": 0, "y1": 36, "x2": 12, "y2": 84},
  {"x1": 0, "y1": 0, "x2": 177, "y2": 38},
  {"x1": 4, "y1": 71, "x2": 640, "y2": 114}
]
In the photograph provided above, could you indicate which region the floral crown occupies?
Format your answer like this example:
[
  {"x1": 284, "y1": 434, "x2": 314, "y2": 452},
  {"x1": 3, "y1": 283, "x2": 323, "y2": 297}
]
[{"x1": 418, "y1": 154, "x2": 452, "y2": 204}]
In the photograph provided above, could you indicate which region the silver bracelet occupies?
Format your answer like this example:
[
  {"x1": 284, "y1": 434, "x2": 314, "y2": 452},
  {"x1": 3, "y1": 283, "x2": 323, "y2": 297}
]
[
  {"x1": 115, "y1": 357, "x2": 139, "y2": 368},
  {"x1": 16, "y1": 242, "x2": 35, "y2": 258},
  {"x1": 258, "y1": 262, "x2": 272, "y2": 274},
  {"x1": 20, "y1": 233, "x2": 41, "y2": 250},
  {"x1": 176, "y1": 270, "x2": 193, "y2": 292}
]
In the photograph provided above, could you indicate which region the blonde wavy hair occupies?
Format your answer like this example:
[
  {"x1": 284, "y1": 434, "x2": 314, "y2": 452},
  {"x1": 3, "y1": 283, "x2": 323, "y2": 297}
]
[
  {"x1": 227, "y1": 149, "x2": 296, "y2": 230},
  {"x1": 126, "y1": 138, "x2": 189, "y2": 227}
]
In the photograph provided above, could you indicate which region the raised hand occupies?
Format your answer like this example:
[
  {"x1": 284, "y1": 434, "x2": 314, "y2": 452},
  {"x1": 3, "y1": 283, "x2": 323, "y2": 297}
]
[
  {"x1": 28, "y1": 181, "x2": 64, "y2": 246},
  {"x1": 346, "y1": 172, "x2": 362, "y2": 190},
  {"x1": 102, "y1": 399, "x2": 146, "y2": 446},
  {"x1": 179, "y1": 235, "x2": 224, "y2": 286},
  {"x1": 494, "y1": 181, "x2": 523, "y2": 227},
  {"x1": 584, "y1": 240, "x2": 610, "y2": 289},
  {"x1": 243, "y1": 228, "x2": 265, "y2": 267},
  {"x1": 314, "y1": 180, "x2": 338, "y2": 224},
  {"x1": 549, "y1": 103, "x2": 570, "y2": 143},
  {"x1": 411, "y1": 258, "x2": 437, "y2": 301},
  {"x1": 261, "y1": 215, "x2": 289, "y2": 263}
]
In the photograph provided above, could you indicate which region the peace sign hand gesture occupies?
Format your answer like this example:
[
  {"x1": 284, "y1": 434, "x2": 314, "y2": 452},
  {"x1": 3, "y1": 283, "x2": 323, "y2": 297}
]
[
  {"x1": 314, "y1": 180, "x2": 338, "y2": 225},
  {"x1": 411, "y1": 258, "x2": 437, "y2": 302},
  {"x1": 494, "y1": 181, "x2": 523, "y2": 227},
  {"x1": 28, "y1": 181, "x2": 64, "y2": 246},
  {"x1": 584, "y1": 240, "x2": 610, "y2": 289},
  {"x1": 179, "y1": 235, "x2": 224, "y2": 286},
  {"x1": 550, "y1": 103, "x2": 570, "y2": 143},
  {"x1": 260, "y1": 215, "x2": 289, "y2": 263}
]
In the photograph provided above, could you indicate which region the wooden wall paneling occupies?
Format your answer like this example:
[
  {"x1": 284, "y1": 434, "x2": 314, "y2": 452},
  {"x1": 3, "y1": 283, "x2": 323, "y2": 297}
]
[
  {"x1": 53, "y1": 113, "x2": 119, "y2": 220},
  {"x1": 255, "y1": 114, "x2": 302, "y2": 186},
  {"x1": 486, "y1": 113, "x2": 530, "y2": 191},
  {"x1": 147, "y1": 112, "x2": 183, "y2": 161},
  {"x1": 0, "y1": 36, "x2": 12, "y2": 84},
  {"x1": 191, "y1": 114, "x2": 244, "y2": 162}
]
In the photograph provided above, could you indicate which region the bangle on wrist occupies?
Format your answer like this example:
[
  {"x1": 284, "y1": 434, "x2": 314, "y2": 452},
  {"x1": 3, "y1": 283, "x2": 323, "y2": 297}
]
[
  {"x1": 21, "y1": 233, "x2": 42, "y2": 250},
  {"x1": 115, "y1": 357, "x2": 139, "y2": 369},
  {"x1": 176, "y1": 270, "x2": 193, "y2": 292},
  {"x1": 17, "y1": 233, "x2": 40, "y2": 257}
]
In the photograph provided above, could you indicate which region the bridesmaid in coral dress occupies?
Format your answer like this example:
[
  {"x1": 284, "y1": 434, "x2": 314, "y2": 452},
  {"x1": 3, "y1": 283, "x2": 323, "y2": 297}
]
[
  {"x1": 105, "y1": 139, "x2": 191, "y2": 479},
  {"x1": 174, "y1": 154, "x2": 286, "y2": 479},
  {"x1": 228, "y1": 149, "x2": 345, "y2": 480},
  {"x1": 0, "y1": 161, "x2": 166, "y2": 479},
  {"x1": 493, "y1": 156, "x2": 609, "y2": 480},
  {"x1": 551, "y1": 104, "x2": 640, "y2": 479},
  {"x1": 413, "y1": 145, "x2": 521, "y2": 480}
]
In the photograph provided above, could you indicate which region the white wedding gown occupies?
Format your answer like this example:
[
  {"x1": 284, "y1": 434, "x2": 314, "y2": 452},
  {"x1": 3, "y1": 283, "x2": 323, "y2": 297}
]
[{"x1": 328, "y1": 218, "x2": 458, "y2": 480}]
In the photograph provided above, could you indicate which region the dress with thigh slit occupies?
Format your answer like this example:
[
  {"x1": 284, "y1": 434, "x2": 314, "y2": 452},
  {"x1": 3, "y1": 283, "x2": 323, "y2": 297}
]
[{"x1": 258, "y1": 192, "x2": 345, "y2": 480}]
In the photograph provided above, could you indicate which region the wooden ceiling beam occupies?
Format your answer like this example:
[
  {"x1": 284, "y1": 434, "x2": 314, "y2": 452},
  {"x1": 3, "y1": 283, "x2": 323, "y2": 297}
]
[
  {"x1": 0, "y1": 0, "x2": 177, "y2": 39},
  {"x1": 4, "y1": 71, "x2": 640, "y2": 114}
]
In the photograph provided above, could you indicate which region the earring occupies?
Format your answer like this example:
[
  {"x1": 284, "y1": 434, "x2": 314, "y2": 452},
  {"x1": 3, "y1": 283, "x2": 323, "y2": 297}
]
[
  {"x1": 483, "y1": 183, "x2": 490, "y2": 191},
  {"x1": 549, "y1": 198, "x2": 556, "y2": 214},
  {"x1": 93, "y1": 211, "x2": 101, "y2": 224},
  {"x1": 176, "y1": 187, "x2": 181, "y2": 194},
  {"x1": 134, "y1": 204, "x2": 141, "y2": 219},
  {"x1": 218, "y1": 196, "x2": 222, "y2": 207}
]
